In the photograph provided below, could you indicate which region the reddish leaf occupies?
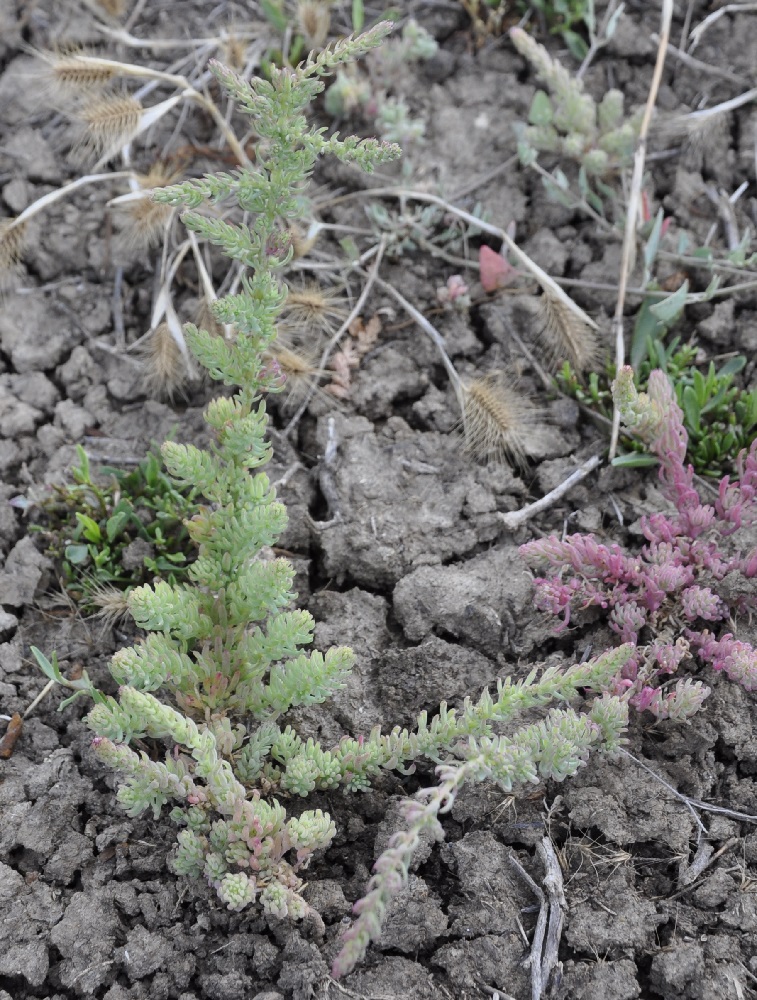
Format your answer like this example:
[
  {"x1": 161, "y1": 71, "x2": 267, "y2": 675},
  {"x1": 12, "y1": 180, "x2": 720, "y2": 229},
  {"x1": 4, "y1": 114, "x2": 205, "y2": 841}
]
[{"x1": 479, "y1": 245, "x2": 516, "y2": 293}]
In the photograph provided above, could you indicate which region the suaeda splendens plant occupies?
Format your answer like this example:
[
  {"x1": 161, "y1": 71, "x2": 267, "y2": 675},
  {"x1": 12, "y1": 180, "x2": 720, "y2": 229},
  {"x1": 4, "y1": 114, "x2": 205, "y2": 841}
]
[
  {"x1": 31, "y1": 25, "x2": 629, "y2": 978},
  {"x1": 522, "y1": 365, "x2": 757, "y2": 721}
]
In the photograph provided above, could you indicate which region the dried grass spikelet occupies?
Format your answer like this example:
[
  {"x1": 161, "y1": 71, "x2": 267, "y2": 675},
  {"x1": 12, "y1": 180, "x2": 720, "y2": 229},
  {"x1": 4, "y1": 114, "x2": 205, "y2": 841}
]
[
  {"x1": 682, "y1": 110, "x2": 730, "y2": 156},
  {"x1": 0, "y1": 219, "x2": 27, "y2": 292},
  {"x1": 269, "y1": 344, "x2": 328, "y2": 408},
  {"x1": 114, "y1": 160, "x2": 183, "y2": 255},
  {"x1": 297, "y1": 0, "x2": 331, "y2": 49},
  {"x1": 539, "y1": 289, "x2": 599, "y2": 373},
  {"x1": 288, "y1": 221, "x2": 321, "y2": 259},
  {"x1": 88, "y1": 581, "x2": 131, "y2": 629},
  {"x1": 74, "y1": 94, "x2": 143, "y2": 162},
  {"x1": 281, "y1": 281, "x2": 348, "y2": 335},
  {"x1": 196, "y1": 297, "x2": 228, "y2": 340},
  {"x1": 139, "y1": 322, "x2": 192, "y2": 400},
  {"x1": 96, "y1": 0, "x2": 127, "y2": 16},
  {"x1": 115, "y1": 194, "x2": 174, "y2": 256},
  {"x1": 221, "y1": 33, "x2": 248, "y2": 70},
  {"x1": 461, "y1": 373, "x2": 534, "y2": 469},
  {"x1": 47, "y1": 51, "x2": 117, "y2": 97}
]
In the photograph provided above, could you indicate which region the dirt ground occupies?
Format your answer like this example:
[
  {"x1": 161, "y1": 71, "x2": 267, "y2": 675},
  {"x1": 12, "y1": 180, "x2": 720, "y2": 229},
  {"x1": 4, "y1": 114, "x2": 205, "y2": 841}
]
[{"x1": 2, "y1": 1, "x2": 757, "y2": 998}]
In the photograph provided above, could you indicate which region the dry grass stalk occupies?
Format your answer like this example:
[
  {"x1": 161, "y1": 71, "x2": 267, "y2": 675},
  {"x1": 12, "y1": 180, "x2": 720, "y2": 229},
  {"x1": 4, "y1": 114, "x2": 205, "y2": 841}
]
[
  {"x1": 462, "y1": 374, "x2": 533, "y2": 469},
  {"x1": 140, "y1": 322, "x2": 191, "y2": 400},
  {"x1": 609, "y1": 0, "x2": 673, "y2": 458},
  {"x1": 539, "y1": 289, "x2": 599, "y2": 372}
]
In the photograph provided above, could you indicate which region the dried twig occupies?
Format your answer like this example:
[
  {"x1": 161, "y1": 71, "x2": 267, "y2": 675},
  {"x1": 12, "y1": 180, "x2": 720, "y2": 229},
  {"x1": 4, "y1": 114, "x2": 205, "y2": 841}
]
[
  {"x1": 499, "y1": 454, "x2": 602, "y2": 530},
  {"x1": 688, "y1": 3, "x2": 757, "y2": 51},
  {"x1": 609, "y1": 0, "x2": 673, "y2": 459},
  {"x1": 508, "y1": 839, "x2": 566, "y2": 1000}
]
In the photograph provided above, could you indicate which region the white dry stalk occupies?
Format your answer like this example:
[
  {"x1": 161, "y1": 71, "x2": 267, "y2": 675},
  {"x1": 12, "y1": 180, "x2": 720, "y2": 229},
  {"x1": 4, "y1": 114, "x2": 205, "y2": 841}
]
[
  {"x1": 609, "y1": 0, "x2": 673, "y2": 459},
  {"x1": 688, "y1": 3, "x2": 757, "y2": 51},
  {"x1": 149, "y1": 240, "x2": 194, "y2": 371},
  {"x1": 93, "y1": 25, "x2": 262, "y2": 52},
  {"x1": 374, "y1": 275, "x2": 464, "y2": 405},
  {"x1": 4, "y1": 171, "x2": 137, "y2": 233},
  {"x1": 188, "y1": 231, "x2": 235, "y2": 340},
  {"x1": 499, "y1": 454, "x2": 602, "y2": 529}
]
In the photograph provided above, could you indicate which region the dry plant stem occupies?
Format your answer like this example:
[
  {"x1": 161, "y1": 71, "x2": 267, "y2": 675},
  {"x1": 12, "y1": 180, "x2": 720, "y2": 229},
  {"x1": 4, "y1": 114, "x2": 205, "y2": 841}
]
[
  {"x1": 373, "y1": 275, "x2": 464, "y2": 404},
  {"x1": 283, "y1": 240, "x2": 385, "y2": 438},
  {"x1": 652, "y1": 35, "x2": 749, "y2": 85},
  {"x1": 311, "y1": 415, "x2": 342, "y2": 528},
  {"x1": 508, "y1": 840, "x2": 565, "y2": 1000},
  {"x1": 672, "y1": 839, "x2": 740, "y2": 899},
  {"x1": 680, "y1": 87, "x2": 757, "y2": 126},
  {"x1": 609, "y1": 0, "x2": 673, "y2": 460},
  {"x1": 688, "y1": 3, "x2": 757, "y2": 50},
  {"x1": 23, "y1": 679, "x2": 56, "y2": 719},
  {"x1": 499, "y1": 454, "x2": 602, "y2": 530},
  {"x1": 5, "y1": 171, "x2": 136, "y2": 231},
  {"x1": 619, "y1": 750, "x2": 708, "y2": 835},
  {"x1": 504, "y1": 322, "x2": 554, "y2": 391},
  {"x1": 576, "y1": 0, "x2": 623, "y2": 79},
  {"x1": 94, "y1": 26, "x2": 262, "y2": 51},
  {"x1": 678, "y1": 838, "x2": 714, "y2": 887},
  {"x1": 537, "y1": 839, "x2": 566, "y2": 993}
]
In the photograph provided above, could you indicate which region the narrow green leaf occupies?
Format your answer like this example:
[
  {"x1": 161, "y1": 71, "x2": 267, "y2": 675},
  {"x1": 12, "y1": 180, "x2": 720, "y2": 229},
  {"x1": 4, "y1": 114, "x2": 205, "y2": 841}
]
[
  {"x1": 30, "y1": 646, "x2": 64, "y2": 684},
  {"x1": 681, "y1": 385, "x2": 701, "y2": 434},
  {"x1": 75, "y1": 512, "x2": 102, "y2": 543},
  {"x1": 718, "y1": 356, "x2": 746, "y2": 379},
  {"x1": 649, "y1": 280, "x2": 689, "y2": 324},
  {"x1": 260, "y1": 0, "x2": 287, "y2": 32},
  {"x1": 106, "y1": 510, "x2": 131, "y2": 542},
  {"x1": 611, "y1": 452, "x2": 659, "y2": 468},
  {"x1": 631, "y1": 296, "x2": 663, "y2": 368}
]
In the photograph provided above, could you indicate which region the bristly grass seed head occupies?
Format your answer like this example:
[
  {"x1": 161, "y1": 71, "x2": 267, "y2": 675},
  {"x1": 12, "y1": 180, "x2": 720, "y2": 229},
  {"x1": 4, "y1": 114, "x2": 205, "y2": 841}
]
[
  {"x1": 539, "y1": 289, "x2": 600, "y2": 373},
  {"x1": 461, "y1": 373, "x2": 535, "y2": 469},
  {"x1": 297, "y1": 0, "x2": 332, "y2": 49},
  {"x1": 88, "y1": 580, "x2": 132, "y2": 629},
  {"x1": 269, "y1": 344, "x2": 328, "y2": 407},
  {"x1": 73, "y1": 94, "x2": 144, "y2": 162},
  {"x1": 113, "y1": 161, "x2": 183, "y2": 256},
  {"x1": 281, "y1": 281, "x2": 348, "y2": 336},
  {"x1": 47, "y1": 50, "x2": 118, "y2": 97},
  {"x1": 0, "y1": 219, "x2": 27, "y2": 291},
  {"x1": 139, "y1": 322, "x2": 192, "y2": 400}
]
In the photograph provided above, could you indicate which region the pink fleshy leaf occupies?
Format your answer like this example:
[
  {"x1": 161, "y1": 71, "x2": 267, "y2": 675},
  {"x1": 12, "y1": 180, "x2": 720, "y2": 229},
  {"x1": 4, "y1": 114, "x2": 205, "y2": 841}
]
[{"x1": 479, "y1": 245, "x2": 517, "y2": 293}]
